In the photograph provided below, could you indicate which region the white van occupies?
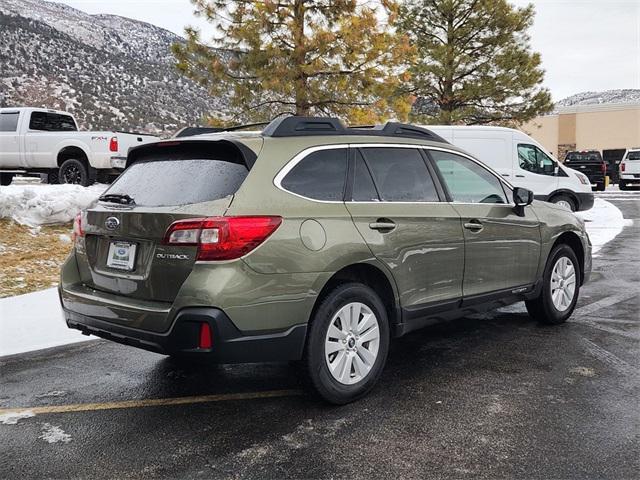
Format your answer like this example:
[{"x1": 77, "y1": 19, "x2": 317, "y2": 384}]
[{"x1": 424, "y1": 126, "x2": 594, "y2": 211}]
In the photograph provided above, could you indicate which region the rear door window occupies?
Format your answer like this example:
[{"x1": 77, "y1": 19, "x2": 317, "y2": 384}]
[
  {"x1": 29, "y1": 112, "x2": 77, "y2": 131},
  {"x1": 352, "y1": 150, "x2": 379, "y2": 201},
  {"x1": 0, "y1": 112, "x2": 19, "y2": 132},
  {"x1": 281, "y1": 148, "x2": 348, "y2": 201},
  {"x1": 360, "y1": 147, "x2": 439, "y2": 202},
  {"x1": 105, "y1": 159, "x2": 248, "y2": 206}
]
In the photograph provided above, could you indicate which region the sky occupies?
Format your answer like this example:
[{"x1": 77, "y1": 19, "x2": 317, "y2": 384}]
[{"x1": 54, "y1": 0, "x2": 640, "y2": 101}]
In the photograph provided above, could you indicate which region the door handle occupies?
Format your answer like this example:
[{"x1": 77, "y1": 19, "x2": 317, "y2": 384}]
[
  {"x1": 369, "y1": 219, "x2": 396, "y2": 232},
  {"x1": 463, "y1": 220, "x2": 483, "y2": 232},
  {"x1": 515, "y1": 174, "x2": 525, "y2": 178},
  {"x1": 501, "y1": 173, "x2": 510, "y2": 177}
]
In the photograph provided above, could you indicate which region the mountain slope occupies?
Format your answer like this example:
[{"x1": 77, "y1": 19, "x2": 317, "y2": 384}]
[
  {"x1": 556, "y1": 89, "x2": 640, "y2": 108},
  {"x1": 0, "y1": 0, "x2": 226, "y2": 134}
]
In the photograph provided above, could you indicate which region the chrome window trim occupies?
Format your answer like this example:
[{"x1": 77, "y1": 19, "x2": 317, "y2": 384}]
[{"x1": 273, "y1": 142, "x2": 516, "y2": 205}]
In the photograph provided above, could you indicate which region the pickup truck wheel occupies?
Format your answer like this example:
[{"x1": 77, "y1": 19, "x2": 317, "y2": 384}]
[
  {"x1": 525, "y1": 244, "x2": 580, "y2": 325},
  {"x1": 619, "y1": 181, "x2": 627, "y2": 191},
  {"x1": 595, "y1": 182, "x2": 606, "y2": 191},
  {"x1": 0, "y1": 173, "x2": 14, "y2": 186},
  {"x1": 550, "y1": 194, "x2": 576, "y2": 212},
  {"x1": 60, "y1": 159, "x2": 93, "y2": 186},
  {"x1": 304, "y1": 283, "x2": 390, "y2": 404}
]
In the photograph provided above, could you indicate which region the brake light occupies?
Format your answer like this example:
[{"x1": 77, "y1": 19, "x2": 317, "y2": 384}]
[
  {"x1": 163, "y1": 216, "x2": 282, "y2": 260},
  {"x1": 109, "y1": 136, "x2": 118, "y2": 152},
  {"x1": 601, "y1": 162, "x2": 607, "y2": 174},
  {"x1": 621, "y1": 162, "x2": 625, "y2": 172},
  {"x1": 71, "y1": 211, "x2": 84, "y2": 242}
]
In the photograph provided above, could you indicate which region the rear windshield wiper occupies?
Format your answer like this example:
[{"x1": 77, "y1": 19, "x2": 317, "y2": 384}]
[{"x1": 98, "y1": 193, "x2": 136, "y2": 205}]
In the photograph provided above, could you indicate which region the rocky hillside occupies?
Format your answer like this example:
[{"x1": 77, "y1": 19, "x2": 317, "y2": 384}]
[
  {"x1": 0, "y1": 0, "x2": 226, "y2": 135},
  {"x1": 556, "y1": 89, "x2": 640, "y2": 108}
]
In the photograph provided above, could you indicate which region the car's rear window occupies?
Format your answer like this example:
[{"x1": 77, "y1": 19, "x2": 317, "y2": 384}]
[
  {"x1": 105, "y1": 159, "x2": 248, "y2": 206},
  {"x1": 565, "y1": 153, "x2": 601, "y2": 162},
  {"x1": 627, "y1": 151, "x2": 640, "y2": 161}
]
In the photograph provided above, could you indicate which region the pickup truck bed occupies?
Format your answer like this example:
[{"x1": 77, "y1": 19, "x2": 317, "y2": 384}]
[{"x1": 0, "y1": 107, "x2": 158, "y2": 186}]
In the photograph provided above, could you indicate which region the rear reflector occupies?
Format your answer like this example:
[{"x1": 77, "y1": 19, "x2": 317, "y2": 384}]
[
  {"x1": 163, "y1": 216, "x2": 282, "y2": 261},
  {"x1": 71, "y1": 211, "x2": 84, "y2": 242},
  {"x1": 109, "y1": 136, "x2": 118, "y2": 152},
  {"x1": 199, "y1": 323, "x2": 212, "y2": 349}
]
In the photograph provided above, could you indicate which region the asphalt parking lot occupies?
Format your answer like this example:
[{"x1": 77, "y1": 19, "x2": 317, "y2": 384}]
[{"x1": 1, "y1": 193, "x2": 639, "y2": 479}]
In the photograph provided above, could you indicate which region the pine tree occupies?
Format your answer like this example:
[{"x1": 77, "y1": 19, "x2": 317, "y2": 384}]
[
  {"x1": 173, "y1": 0, "x2": 413, "y2": 124},
  {"x1": 398, "y1": 0, "x2": 553, "y2": 125}
]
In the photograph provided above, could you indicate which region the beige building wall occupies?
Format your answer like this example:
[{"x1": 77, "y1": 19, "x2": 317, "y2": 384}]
[{"x1": 523, "y1": 103, "x2": 640, "y2": 160}]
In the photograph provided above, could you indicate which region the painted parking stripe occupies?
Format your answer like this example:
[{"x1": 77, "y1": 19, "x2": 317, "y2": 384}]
[
  {"x1": 572, "y1": 292, "x2": 638, "y2": 318},
  {"x1": 0, "y1": 389, "x2": 303, "y2": 417}
]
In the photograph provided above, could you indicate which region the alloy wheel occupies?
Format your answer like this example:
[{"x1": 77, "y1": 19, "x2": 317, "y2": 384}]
[
  {"x1": 324, "y1": 302, "x2": 380, "y2": 385},
  {"x1": 550, "y1": 256, "x2": 576, "y2": 311}
]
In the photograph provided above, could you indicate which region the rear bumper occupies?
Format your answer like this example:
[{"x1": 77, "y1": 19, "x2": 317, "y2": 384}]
[{"x1": 63, "y1": 305, "x2": 307, "y2": 362}]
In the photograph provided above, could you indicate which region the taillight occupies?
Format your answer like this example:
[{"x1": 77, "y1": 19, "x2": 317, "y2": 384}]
[
  {"x1": 71, "y1": 211, "x2": 84, "y2": 243},
  {"x1": 621, "y1": 162, "x2": 625, "y2": 172},
  {"x1": 163, "y1": 216, "x2": 282, "y2": 261},
  {"x1": 601, "y1": 162, "x2": 607, "y2": 174},
  {"x1": 109, "y1": 136, "x2": 118, "y2": 152}
]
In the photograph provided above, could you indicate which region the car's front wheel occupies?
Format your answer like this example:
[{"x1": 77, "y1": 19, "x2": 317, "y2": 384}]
[
  {"x1": 305, "y1": 283, "x2": 390, "y2": 404},
  {"x1": 0, "y1": 173, "x2": 14, "y2": 186},
  {"x1": 526, "y1": 244, "x2": 580, "y2": 325}
]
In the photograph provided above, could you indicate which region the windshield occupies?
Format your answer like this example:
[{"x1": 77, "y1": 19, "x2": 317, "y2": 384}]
[{"x1": 104, "y1": 159, "x2": 248, "y2": 207}]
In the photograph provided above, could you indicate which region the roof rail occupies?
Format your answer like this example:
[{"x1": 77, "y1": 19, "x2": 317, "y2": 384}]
[{"x1": 261, "y1": 116, "x2": 448, "y2": 143}]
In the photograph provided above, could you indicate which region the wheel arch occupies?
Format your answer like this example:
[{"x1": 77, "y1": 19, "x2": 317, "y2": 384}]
[
  {"x1": 310, "y1": 262, "x2": 401, "y2": 336},
  {"x1": 57, "y1": 146, "x2": 89, "y2": 168},
  {"x1": 547, "y1": 189, "x2": 579, "y2": 208}
]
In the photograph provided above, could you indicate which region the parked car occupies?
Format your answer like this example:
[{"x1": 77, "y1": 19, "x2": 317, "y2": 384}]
[
  {"x1": 424, "y1": 126, "x2": 594, "y2": 211},
  {"x1": 563, "y1": 150, "x2": 607, "y2": 191},
  {"x1": 619, "y1": 148, "x2": 640, "y2": 190},
  {"x1": 0, "y1": 107, "x2": 158, "y2": 186},
  {"x1": 59, "y1": 117, "x2": 592, "y2": 404}
]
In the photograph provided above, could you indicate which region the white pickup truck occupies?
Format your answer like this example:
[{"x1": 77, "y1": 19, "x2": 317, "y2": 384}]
[
  {"x1": 0, "y1": 107, "x2": 158, "y2": 186},
  {"x1": 619, "y1": 148, "x2": 640, "y2": 190}
]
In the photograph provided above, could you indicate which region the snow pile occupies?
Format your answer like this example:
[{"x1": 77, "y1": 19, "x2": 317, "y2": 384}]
[
  {"x1": 0, "y1": 183, "x2": 107, "y2": 226},
  {"x1": 0, "y1": 288, "x2": 90, "y2": 357},
  {"x1": 577, "y1": 198, "x2": 633, "y2": 256}
]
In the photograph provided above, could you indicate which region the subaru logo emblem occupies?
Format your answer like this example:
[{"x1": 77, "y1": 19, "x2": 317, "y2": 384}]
[{"x1": 105, "y1": 217, "x2": 120, "y2": 230}]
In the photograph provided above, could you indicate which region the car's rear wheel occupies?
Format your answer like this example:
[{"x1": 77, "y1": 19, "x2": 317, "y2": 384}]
[
  {"x1": 526, "y1": 244, "x2": 580, "y2": 325},
  {"x1": 619, "y1": 181, "x2": 627, "y2": 191},
  {"x1": 595, "y1": 181, "x2": 605, "y2": 191},
  {"x1": 60, "y1": 158, "x2": 94, "y2": 186},
  {"x1": 304, "y1": 283, "x2": 390, "y2": 404},
  {"x1": 0, "y1": 173, "x2": 14, "y2": 186},
  {"x1": 550, "y1": 194, "x2": 576, "y2": 212}
]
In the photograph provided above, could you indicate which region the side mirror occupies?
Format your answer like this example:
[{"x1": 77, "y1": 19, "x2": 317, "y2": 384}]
[{"x1": 513, "y1": 187, "x2": 534, "y2": 215}]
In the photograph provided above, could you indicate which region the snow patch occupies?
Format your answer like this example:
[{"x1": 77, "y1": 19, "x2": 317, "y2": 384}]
[
  {"x1": 0, "y1": 288, "x2": 91, "y2": 357},
  {"x1": 0, "y1": 183, "x2": 107, "y2": 227},
  {"x1": 39, "y1": 423, "x2": 71, "y2": 443},
  {"x1": 577, "y1": 198, "x2": 633, "y2": 256},
  {"x1": 0, "y1": 410, "x2": 35, "y2": 425}
]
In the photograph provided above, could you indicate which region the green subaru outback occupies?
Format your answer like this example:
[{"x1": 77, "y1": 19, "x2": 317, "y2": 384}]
[{"x1": 59, "y1": 117, "x2": 592, "y2": 404}]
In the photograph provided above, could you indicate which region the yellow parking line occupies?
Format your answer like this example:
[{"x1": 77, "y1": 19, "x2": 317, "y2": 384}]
[{"x1": 0, "y1": 389, "x2": 303, "y2": 416}]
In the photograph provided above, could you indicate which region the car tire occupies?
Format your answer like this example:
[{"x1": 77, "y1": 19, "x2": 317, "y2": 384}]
[
  {"x1": 59, "y1": 158, "x2": 94, "y2": 186},
  {"x1": 619, "y1": 181, "x2": 627, "y2": 191},
  {"x1": 0, "y1": 173, "x2": 14, "y2": 186},
  {"x1": 304, "y1": 282, "x2": 390, "y2": 404},
  {"x1": 525, "y1": 244, "x2": 580, "y2": 325},
  {"x1": 550, "y1": 194, "x2": 576, "y2": 212},
  {"x1": 46, "y1": 170, "x2": 60, "y2": 184},
  {"x1": 595, "y1": 182, "x2": 605, "y2": 191}
]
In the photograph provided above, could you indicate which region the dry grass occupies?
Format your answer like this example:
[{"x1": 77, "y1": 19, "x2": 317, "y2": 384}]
[{"x1": 0, "y1": 219, "x2": 74, "y2": 298}]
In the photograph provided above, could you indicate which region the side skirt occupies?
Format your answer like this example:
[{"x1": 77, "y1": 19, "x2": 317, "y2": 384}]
[{"x1": 394, "y1": 282, "x2": 541, "y2": 337}]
